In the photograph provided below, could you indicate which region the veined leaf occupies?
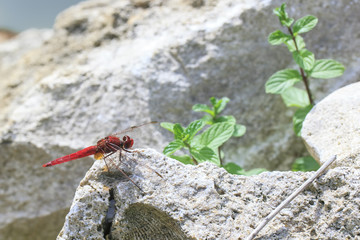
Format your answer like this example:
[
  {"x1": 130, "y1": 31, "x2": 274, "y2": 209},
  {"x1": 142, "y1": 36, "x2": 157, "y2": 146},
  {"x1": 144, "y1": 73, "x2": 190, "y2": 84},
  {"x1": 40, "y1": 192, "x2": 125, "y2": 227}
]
[
  {"x1": 293, "y1": 105, "x2": 313, "y2": 136},
  {"x1": 293, "y1": 49, "x2": 315, "y2": 71},
  {"x1": 266, "y1": 69, "x2": 301, "y2": 94},
  {"x1": 184, "y1": 120, "x2": 205, "y2": 140},
  {"x1": 200, "y1": 115, "x2": 214, "y2": 125},
  {"x1": 192, "y1": 104, "x2": 214, "y2": 116},
  {"x1": 281, "y1": 87, "x2": 310, "y2": 108},
  {"x1": 170, "y1": 154, "x2": 193, "y2": 165},
  {"x1": 223, "y1": 162, "x2": 244, "y2": 174},
  {"x1": 281, "y1": 17, "x2": 294, "y2": 27},
  {"x1": 210, "y1": 97, "x2": 217, "y2": 107},
  {"x1": 214, "y1": 115, "x2": 236, "y2": 124},
  {"x1": 190, "y1": 147, "x2": 219, "y2": 166},
  {"x1": 173, "y1": 123, "x2": 184, "y2": 140},
  {"x1": 160, "y1": 122, "x2": 175, "y2": 133},
  {"x1": 293, "y1": 15, "x2": 318, "y2": 35},
  {"x1": 285, "y1": 35, "x2": 306, "y2": 52},
  {"x1": 268, "y1": 30, "x2": 291, "y2": 45},
  {"x1": 273, "y1": 4, "x2": 294, "y2": 27},
  {"x1": 214, "y1": 97, "x2": 230, "y2": 115},
  {"x1": 273, "y1": 4, "x2": 285, "y2": 17},
  {"x1": 292, "y1": 156, "x2": 320, "y2": 172},
  {"x1": 223, "y1": 162, "x2": 267, "y2": 176},
  {"x1": 196, "y1": 122, "x2": 234, "y2": 149},
  {"x1": 309, "y1": 59, "x2": 345, "y2": 79},
  {"x1": 163, "y1": 139, "x2": 184, "y2": 155},
  {"x1": 233, "y1": 124, "x2": 246, "y2": 137}
]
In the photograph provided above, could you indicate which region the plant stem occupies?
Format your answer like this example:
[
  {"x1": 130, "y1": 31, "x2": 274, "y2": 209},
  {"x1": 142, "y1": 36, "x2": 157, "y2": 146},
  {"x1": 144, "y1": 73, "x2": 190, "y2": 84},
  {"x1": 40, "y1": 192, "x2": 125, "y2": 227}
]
[
  {"x1": 185, "y1": 143, "x2": 198, "y2": 165},
  {"x1": 192, "y1": 157, "x2": 198, "y2": 165},
  {"x1": 287, "y1": 27, "x2": 314, "y2": 105},
  {"x1": 218, "y1": 146, "x2": 223, "y2": 166},
  {"x1": 299, "y1": 68, "x2": 314, "y2": 105}
]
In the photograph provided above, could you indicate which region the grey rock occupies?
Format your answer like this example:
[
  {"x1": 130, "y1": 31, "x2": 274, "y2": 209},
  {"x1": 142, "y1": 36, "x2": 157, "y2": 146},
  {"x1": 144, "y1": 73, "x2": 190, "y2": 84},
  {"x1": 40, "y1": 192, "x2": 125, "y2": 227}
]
[
  {"x1": 1, "y1": 0, "x2": 359, "y2": 239},
  {"x1": 59, "y1": 149, "x2": 360, "y2": 239},
  {"x1": 302, "y1": 82, "x2": 360, "y2": 168}
]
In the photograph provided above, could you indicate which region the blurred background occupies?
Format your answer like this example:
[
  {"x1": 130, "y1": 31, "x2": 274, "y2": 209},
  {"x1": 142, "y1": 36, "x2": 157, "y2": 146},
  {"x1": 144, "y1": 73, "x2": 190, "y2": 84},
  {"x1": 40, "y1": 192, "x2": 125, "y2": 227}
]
[{"x1": 0, "y1": 0, "x2": 84, "y2": 32}]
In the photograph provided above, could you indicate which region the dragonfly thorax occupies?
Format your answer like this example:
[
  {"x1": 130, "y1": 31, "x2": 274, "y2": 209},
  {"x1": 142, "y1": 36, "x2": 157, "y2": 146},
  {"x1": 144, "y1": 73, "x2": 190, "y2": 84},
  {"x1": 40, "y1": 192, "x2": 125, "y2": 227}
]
[{"x1": 93, "y1": 135, "x2": 133, "y2": 160}]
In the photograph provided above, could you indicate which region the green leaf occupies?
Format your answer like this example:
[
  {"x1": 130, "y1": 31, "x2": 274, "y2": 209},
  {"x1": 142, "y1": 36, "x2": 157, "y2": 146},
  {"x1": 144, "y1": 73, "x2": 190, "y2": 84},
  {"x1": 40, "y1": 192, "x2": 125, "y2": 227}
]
[
  {"x1": 173, "y1": 123, "x2": 184, "y2": 140},
  {"x1": 223, "y1": 162, "x2": 267, "y2": 176},
  {"x1": 163, "y1": 139, "x2": 184, "y2": 155},
  {"x1": 192, "y1": 104, "x2": 214, "y2": 116},
  {"x1": 268, "y1": 30, "x2": 291, "y2": 45},
  {"x1": 184, "y1": 120, "x2": 206, "y2": 140},
  {"x1": 190, "y1": 147, "x2": 219, "y2": 166},
  {"x1": 273, "y1": 4, "x2": 284, "y2": 17},
  {"x1": 195, "y1": 122, "x2": 234, "y2": 149},
  {"x1": 200, "y1": 115, "x2": 214, "y2": 125},
  {"x1": 223, "y1": 162, "x2": 244, "y2": 174},
  {"x1": 214, "y1": 115, "x2": 236, "y2": 124},
  {"x1": 169, "y1": 154, "x2": 193, "y2": 165},
  {"x1": 309, "y1": 59, "x2": 345, "y2": 79},
  {"x1": 273, "y1": 4, "x2": 294, "y2": 27},
  {"x1": 282, "y1": 17, "x2": 294, "y2": 27},
  {"x1": 209, "y1": 97, "x2": 217, "y2": 107},
  {"x1": 214, "y1": 97, "x2": 230, "y2": 115},
  {"x1": 233, "y1": 124, "x2": 246, "y2": 137},
  {"x1": 281, "y1": 87, "x2": 310, "y2": 108},
  {"x1": 285, "y1": 35, "x2": 306, "y2": 52},
  {"x1": 241, "y1": 168, "x2": 268, "y2": 176},
  {"x1": 292, "y1": 49, "x2": 315, "y2": 71},
  {"x1": 160, "y1": 122, "x2": 175, "y2": 133},
  {"x1": 265, "y1": 69, "x2": 302, "y2": 94},
  {"x1": 293, "y1": 15, "x2": 318, "y2": 35},
  {"x1": 293, "y1": 105, "x2": 313, "y2": 136},
  {"x1": 292, "y1": 156, "x2": 320, "y2": 172}
]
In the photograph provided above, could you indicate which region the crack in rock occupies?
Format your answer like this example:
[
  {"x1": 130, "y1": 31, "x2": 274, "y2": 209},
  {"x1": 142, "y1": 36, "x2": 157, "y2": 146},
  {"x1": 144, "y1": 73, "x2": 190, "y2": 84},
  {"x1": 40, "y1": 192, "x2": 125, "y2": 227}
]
[{"x1": 103, "y1": 188, "x2": 116, "y2": 239}]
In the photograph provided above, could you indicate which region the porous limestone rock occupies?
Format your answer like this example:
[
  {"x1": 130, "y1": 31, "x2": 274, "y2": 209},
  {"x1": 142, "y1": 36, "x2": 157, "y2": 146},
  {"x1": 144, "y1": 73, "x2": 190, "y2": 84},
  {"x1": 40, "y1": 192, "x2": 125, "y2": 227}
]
[
  {"x1": 58, "y1": 149, "x2": 360, "y2": 239},
  {"x1": 302, "y1": 82, "x2": 360, "y2": 168},
  {"x1": 1, "y1": 0, "x2": 359, "y2": 239}
]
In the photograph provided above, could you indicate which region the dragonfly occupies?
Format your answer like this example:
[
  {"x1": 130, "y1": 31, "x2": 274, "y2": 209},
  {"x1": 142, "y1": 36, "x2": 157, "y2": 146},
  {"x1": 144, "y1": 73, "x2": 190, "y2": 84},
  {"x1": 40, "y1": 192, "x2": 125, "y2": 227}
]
[{"x1": 42, "y1": 121, "x2": 162, "y2": 191}]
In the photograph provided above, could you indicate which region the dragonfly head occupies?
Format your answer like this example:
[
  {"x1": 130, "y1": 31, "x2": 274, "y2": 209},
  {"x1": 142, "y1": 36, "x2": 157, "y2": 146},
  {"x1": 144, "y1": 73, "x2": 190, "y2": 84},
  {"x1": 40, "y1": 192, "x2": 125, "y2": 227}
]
[{"x1": 123, "y1": 135, "x2": 134, "y2": 149}]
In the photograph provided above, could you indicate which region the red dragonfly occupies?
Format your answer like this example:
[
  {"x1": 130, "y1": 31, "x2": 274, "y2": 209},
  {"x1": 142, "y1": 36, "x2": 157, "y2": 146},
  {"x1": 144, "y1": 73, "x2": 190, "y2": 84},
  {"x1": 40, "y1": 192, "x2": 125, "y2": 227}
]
[{"x1": 43, "y1": 121, "x2": 162, "y2": 191}]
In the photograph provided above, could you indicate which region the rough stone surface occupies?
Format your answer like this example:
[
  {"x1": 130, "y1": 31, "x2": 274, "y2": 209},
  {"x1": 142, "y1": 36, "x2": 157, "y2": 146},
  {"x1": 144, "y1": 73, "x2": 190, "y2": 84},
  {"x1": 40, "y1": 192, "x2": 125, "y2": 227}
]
[
  {"x1": 302, "y1": 82, "x2": 360, "y2": 168},
  {"x1": 59, "y1": 149, "x2": 360, "y2": 239},
  {"x1": 1, "y1": 0, "x2": 359, "y2": 239}
]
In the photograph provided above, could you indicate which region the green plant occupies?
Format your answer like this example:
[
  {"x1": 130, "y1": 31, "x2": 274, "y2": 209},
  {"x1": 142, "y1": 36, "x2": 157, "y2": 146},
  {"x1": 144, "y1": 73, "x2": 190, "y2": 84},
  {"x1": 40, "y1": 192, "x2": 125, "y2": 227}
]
[
  {"x1": 161, "y1": 97, "x2": 266, "y2": 176},
  {"x1": 265, "y1": 3, "x2": 344, "y2": 171}
]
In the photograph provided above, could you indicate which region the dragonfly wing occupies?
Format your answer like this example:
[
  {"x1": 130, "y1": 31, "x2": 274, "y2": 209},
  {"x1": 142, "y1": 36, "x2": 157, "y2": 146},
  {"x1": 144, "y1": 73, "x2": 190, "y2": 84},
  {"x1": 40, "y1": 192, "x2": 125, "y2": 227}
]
[{"x1": 112, "y1": 121, "x2": 158, "y2": 138}]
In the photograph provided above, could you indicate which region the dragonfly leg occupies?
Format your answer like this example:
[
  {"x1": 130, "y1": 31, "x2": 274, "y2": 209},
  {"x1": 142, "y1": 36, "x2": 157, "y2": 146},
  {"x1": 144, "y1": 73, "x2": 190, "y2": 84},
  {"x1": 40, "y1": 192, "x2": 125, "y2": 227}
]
[
  {"x1": 109, "y1": 156, "x2": 144, "y2": 192},
  {"x1": 121, "y1": 147, "x2": 163, "y2": 178},
  {"x1": 103, "y1": 157, "x2": 110, "y2": 172},
  {"x1": 102, "y1": 147, "x2": 143, "y2": 192}
]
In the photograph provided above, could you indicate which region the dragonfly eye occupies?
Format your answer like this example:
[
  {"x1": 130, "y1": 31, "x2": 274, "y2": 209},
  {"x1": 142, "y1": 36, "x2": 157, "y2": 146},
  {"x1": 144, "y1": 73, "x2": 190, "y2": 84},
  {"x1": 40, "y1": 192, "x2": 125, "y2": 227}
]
[{"x1": 123, "y1": 136, "x2": 134, "y2": 149}]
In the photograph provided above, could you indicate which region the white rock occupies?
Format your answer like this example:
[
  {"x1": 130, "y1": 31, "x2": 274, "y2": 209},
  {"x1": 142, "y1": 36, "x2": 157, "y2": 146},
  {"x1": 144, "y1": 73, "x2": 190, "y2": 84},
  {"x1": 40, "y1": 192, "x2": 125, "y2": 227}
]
[
  {"x1": 302, "y1": 82, "x2": 360, "y2": 168},
  {"x1": 1, "y1": 0, "x2": 359, "y2": 238},
  {"x1": 59, "y1": 149, "x2": 360, "y2": 239}
]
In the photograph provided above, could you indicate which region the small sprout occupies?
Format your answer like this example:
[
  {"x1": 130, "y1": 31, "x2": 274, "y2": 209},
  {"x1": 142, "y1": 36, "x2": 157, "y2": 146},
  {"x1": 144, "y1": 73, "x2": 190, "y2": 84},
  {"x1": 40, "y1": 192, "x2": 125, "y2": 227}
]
[{"x1": 161, "y1": 97, "x2": 262, "y2": 175}]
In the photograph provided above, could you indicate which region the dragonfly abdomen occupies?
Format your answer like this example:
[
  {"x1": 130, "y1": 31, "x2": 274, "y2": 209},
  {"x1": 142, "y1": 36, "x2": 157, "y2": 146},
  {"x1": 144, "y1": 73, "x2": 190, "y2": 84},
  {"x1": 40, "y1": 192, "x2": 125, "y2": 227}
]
[{"x1": 42, "y1": 146, "x2": 97, "y2": 167}]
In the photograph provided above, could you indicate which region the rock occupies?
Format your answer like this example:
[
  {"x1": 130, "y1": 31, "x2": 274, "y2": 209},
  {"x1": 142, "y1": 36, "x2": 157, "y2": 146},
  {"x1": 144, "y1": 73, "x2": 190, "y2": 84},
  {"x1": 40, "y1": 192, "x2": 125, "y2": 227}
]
[
  {"x1": 302, "y1": 82, "x2": 360, "y2": 168},
  {"x1": 0, "y1": 28, "x2": 17, "y2": 43},
  {"x1": 1, "y1": 0, "x2": 360, "y2": 239},
  {"x1": 59, "y1": 149, "x2": 360, "y2": 239}
]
